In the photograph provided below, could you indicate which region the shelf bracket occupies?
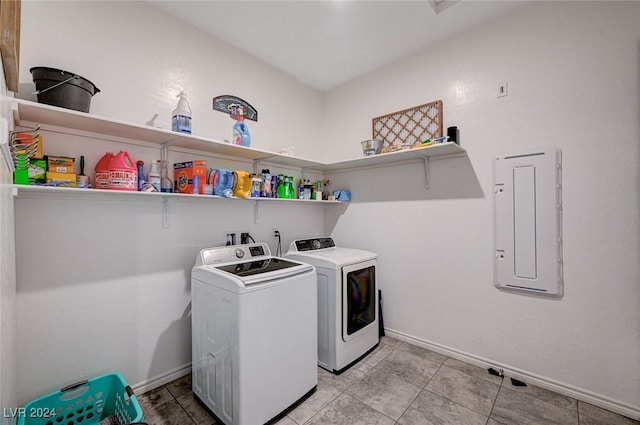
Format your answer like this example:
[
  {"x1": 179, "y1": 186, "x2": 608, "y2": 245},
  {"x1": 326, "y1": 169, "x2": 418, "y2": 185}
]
[
  {"x1": 162, "y1": 196, "x2": 170, "y2": 228},
  {"x1": 423, "y1": 156, "x2": 431, "y2": 189}
]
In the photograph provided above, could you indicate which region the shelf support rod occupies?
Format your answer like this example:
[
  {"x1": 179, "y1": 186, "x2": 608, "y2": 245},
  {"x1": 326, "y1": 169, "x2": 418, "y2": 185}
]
[
  {"x1": 162, "y1": 196, "x2": 170, "y2": 228},
  {"x1": 423, "y1": 156, "x2": 431, "y2": 189},
  {"x1": 161, "y1": 143, "x2": 169, "y2": 162},
  {"x1": 254, "y1": 201, "x2": 260, "y2": 224}
]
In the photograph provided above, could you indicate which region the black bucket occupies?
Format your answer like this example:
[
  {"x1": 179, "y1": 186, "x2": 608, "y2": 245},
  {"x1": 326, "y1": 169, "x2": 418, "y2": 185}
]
[{"x1": 30, "y1": 67, "x2": 100, "y2": 113}]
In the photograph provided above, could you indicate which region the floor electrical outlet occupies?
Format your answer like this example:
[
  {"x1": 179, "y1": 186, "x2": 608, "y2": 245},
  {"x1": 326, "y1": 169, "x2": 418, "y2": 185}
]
[{"x1": 488, "y1": 367, "x2": 504, "y2": 378}]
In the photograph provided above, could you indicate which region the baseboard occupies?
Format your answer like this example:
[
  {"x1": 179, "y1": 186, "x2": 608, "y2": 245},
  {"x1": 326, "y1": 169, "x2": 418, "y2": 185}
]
[
  {"x1": 384, "y1": 328, "x2": 640, "y2": 421},
  {"x1": 130, "y1": 363, "x2": 192, "y2": 396}
]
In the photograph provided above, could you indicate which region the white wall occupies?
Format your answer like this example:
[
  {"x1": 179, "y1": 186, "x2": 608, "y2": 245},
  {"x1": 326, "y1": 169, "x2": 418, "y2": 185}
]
[
  {"x1": 18, "y1": 1, "x2": 323, "y2": 159},
  {"x1": 13, "y1": 0, "x2": 327, "y2": 404},
  {"x1": 323, "y1": 1, "x2": 640, "y2": 418},
  {"x1": 0, "y1": 55, "x2": 18, "y2": 425}
]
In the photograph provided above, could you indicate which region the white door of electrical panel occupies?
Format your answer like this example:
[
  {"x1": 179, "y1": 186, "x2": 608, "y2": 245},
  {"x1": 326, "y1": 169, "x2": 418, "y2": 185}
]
[{"x1": 494, "y1": 149, "x2": 563, "y2": 296}]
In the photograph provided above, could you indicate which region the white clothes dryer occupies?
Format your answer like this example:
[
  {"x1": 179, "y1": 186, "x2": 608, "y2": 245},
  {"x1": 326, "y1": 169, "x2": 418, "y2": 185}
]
[
  {"x1": 191, "y1": 243, "x2": 317, "y2": 425},
  {"x1": 286, "y1": 237, "x2": 379, "y2": 373}
]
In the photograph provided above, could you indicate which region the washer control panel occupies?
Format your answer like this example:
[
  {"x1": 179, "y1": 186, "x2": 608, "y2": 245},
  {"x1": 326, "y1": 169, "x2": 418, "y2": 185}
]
[{"x1": 199, "y1": 243, "x2": 270, "y2": 265}]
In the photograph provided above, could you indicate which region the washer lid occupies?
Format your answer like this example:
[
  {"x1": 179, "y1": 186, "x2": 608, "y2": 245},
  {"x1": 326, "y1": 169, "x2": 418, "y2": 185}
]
[
  {"x1": 193, "y1": 257, "x2": 314, "y2": 290},
  {"x1": 216, "y1": 257, "x2": 304, "y2": 279},
  {"x1": 193, "y1": 242, "x2": 315, "y2": 289}
]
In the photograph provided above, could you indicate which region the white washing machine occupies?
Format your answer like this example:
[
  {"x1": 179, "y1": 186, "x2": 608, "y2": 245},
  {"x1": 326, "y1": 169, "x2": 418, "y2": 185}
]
[
  {"x1": 286, "y1": 237, "x2": 379, "y2": 373},
  {"x1": 191, "y1": 243, "x2": 317, "y2": 425}
]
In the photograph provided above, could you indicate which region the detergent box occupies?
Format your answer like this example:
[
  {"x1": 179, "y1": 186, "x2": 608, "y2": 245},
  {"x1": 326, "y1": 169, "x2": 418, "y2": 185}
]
[{"x1": 174, "y1": 160, "x2": 206, "y2": 194}]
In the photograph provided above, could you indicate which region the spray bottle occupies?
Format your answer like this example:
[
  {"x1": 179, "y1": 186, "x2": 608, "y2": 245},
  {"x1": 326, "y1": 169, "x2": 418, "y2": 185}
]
[
  {"x1": 172, "y1": 90, "x2": 192, "y2": 134},
  {"x1": 232, "y1": 107, "x2": 251, "y2": 147}
]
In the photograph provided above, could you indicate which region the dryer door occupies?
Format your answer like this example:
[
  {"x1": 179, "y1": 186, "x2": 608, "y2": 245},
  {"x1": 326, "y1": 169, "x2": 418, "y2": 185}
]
[{"x1": 342, "y1": 259, "x2": 377, "y2": 341}]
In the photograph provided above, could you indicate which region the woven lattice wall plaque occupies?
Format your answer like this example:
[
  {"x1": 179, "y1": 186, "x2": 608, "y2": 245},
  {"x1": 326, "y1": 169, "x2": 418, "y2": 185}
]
[{"x1": 372, "y1": 100, "x2": 443, "y2": 149}]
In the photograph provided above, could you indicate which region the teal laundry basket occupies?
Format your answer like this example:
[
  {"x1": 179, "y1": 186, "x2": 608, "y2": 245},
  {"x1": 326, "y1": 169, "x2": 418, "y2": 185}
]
[{"x1": 17, "y1": 372, "x2": 145, "y2": 425}]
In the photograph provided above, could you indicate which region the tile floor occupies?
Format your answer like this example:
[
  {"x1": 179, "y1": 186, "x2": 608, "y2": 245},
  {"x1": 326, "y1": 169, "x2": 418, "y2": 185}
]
[{"x1": 137, "y1": 336, "x2": 639, "y2": 425}]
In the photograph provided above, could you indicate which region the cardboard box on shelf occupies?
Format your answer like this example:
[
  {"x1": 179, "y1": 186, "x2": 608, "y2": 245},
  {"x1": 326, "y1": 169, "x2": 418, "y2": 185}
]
[
  {"x1": 46, "y1": 172, "x2": 77, "y2": 187},
  {"x1": 46, "y1": 155, "x2": 75, "y2": 174}
]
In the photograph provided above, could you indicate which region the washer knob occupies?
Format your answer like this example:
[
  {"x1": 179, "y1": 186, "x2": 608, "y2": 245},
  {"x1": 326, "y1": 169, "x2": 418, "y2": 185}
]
[
  {"x1": 235, "y1": 248, "x2": 245, "y2": 259},
  {"x1": 312, "y1": 239, "x2": 322, "y2": 249}
]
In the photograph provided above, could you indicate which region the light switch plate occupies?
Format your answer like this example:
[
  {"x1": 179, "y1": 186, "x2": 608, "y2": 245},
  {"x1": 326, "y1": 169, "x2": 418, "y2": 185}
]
[{"x1": 497, "y1": 81, "x2": 508, "y2": 98}]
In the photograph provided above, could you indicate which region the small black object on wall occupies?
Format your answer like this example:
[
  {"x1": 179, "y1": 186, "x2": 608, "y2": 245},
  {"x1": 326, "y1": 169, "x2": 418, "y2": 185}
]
[{"x1": 447, "y1": 126, "x2": 459, "y2": 145}]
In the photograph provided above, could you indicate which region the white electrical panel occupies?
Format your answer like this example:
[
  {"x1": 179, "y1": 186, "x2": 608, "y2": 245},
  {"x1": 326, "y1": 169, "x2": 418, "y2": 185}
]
[{"x1": 494, "y1": 149, "x2": 563, "y2": 296}]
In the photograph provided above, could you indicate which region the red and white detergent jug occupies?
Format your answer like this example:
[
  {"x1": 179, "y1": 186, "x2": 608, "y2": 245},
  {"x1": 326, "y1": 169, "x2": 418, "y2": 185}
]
[
  {"x1": 95, "y1": 152, "x2": 114, "y2": 189},
  {"x1": 107, "y1": 150, "x2": 137, "y2": 191}
]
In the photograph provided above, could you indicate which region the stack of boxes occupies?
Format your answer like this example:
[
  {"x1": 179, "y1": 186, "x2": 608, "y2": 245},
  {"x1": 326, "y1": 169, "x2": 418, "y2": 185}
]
[{"x1": 45, "y1": 155, "x2": 76, "y2": 186}]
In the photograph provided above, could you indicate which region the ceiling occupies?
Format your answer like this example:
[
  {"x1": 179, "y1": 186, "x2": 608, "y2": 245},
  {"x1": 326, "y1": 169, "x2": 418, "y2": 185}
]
[{"x1": 149, "y1": 1, "x2": 526, "y2": 92}]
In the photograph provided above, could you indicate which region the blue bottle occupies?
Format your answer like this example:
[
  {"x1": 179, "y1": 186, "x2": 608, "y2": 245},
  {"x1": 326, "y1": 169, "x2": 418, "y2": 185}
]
[
  {"x1": 232, "y1": 108, "x2": 251, "y2": 147},
  {"x1": 136, "y1": 160, "x2": 146, "y2": 191}
]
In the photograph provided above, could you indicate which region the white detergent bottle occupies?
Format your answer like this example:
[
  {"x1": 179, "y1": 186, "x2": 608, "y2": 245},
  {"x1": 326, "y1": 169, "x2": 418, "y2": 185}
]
[
  {"x1": 172, "y1": 90, "x2": 192, "y2": 134},
  {"x1": 148, "y1": 160, "x2": 161, "y2": 192}
]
